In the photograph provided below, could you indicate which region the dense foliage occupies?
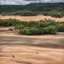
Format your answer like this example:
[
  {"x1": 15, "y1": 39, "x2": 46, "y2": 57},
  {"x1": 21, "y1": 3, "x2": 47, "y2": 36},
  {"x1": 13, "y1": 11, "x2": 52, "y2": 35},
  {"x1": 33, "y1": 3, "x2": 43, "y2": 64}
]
[
  {"x1": 0, "y1": 19, "x2": 21, "y2": 26},
  {"x1": 0, "y1": 19, "x2": 64, "y2": 35},
  {"x1": 0, "y1": 3, "x2": 64, "y2": 17}
]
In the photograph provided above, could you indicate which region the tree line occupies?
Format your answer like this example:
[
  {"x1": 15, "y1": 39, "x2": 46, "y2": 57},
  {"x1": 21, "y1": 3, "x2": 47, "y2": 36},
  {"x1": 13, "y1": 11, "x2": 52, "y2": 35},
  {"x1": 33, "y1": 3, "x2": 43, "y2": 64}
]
[{"x1": 0, "y1": 3, "x2": 64, "y2": 17}]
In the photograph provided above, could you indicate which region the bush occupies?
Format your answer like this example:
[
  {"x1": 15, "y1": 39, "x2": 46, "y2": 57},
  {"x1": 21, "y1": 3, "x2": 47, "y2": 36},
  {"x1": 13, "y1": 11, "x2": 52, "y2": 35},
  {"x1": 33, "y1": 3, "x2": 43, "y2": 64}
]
[
  {"x1": 0, "y1": 19, "x2": 21, "y2": 26},
  {"x1": 57, "y1": 24, "x2": 64, "y2": 32},
  {"x1": 43, "y1": 26, "x2": 57, "y2": 34},
  {"x1": 51, "y1": 12, "x2": 63, "y2": 18},
  {"x1": 19, "y1": 26, "x2": 57, "y2": 35},
  {"x1": 16, "y1": 20, "x2": 64, "y2": 35},
  {"x1": 8, "y1": 28, "x2": 13, "y2": 31},
  {"x1": 38, "y1": 20, "x2": 56, "y2": 27},
  {"x1": 19, "y1": 27, "x2": 44, "y2": 35}
]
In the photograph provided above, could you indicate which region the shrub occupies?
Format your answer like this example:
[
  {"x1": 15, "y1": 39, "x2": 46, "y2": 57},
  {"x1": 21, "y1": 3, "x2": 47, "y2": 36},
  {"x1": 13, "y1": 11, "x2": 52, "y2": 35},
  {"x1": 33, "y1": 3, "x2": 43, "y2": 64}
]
[
  {"x1": 57, "y1": 24, "x2": 64, "y2": 32},
  {"x1": 0, "y1": 19, "x2": 21, "y2": 26},
  {"x1": 8, "y1": 28, "x2": 13, "y2": 31},
  {"x1": 43, "y1": 26, "x2": 57, "y2": 34},
  {"x1": 19, "y1": 26, "x2": 57, "y2": 35},
  {"x1": 19, "y1": 27, "x2": 44, "y2": 35},
  {"x1": 51, "y1": 12, "x2": 63, "y2": 18}
]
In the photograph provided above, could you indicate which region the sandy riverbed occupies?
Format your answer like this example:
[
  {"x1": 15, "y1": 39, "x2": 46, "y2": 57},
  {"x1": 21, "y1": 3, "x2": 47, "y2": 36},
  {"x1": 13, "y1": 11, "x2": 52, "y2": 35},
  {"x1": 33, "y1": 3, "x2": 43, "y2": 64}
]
[
  {"x1": 0, "y1": 15, "x2": 64, "y2": 64},
  {"x1": 0, "y1": 15, "x2": 64, "y2": 21},
  {"x1": 0, "y1": 45, "x2": 64, "y2": 64}
]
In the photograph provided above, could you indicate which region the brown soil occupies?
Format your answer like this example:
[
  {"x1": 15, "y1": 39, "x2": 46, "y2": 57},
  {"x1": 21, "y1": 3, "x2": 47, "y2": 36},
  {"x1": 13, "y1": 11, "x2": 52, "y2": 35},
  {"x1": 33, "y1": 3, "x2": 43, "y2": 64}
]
[
  {"x1": 0, "y1": 45, "x2": 64, "y2": 64},
  {"x1": 0, "y1": 15, "x2": 64, "y2": 21}
]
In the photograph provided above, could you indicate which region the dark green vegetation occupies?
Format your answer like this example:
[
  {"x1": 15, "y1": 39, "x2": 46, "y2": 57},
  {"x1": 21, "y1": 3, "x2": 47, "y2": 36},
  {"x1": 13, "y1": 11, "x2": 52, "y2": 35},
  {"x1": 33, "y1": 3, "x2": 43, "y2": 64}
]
[
  {"x1": 0, "y1": 19, "x2": 64, "y2": 35},
  {"x1": 0, "y1": 3, "x2": 64, "y2": 17}
]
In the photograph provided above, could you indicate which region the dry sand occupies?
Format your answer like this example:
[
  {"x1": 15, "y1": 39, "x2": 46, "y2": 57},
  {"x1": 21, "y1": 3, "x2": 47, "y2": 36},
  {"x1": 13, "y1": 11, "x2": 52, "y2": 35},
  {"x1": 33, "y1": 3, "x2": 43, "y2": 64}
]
[
  {"x1": 0, "y1": 15, "x2": 64, "y2": 64},
  {"x1": 0, "y1": 45, "x2": 64, "y2": 64},
  {"x1": 0, "y1": 27, "x2": 17, "y2": 36},
  {"x1": 0, "y1": 15, "x2": 64, "y2": 21}
]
